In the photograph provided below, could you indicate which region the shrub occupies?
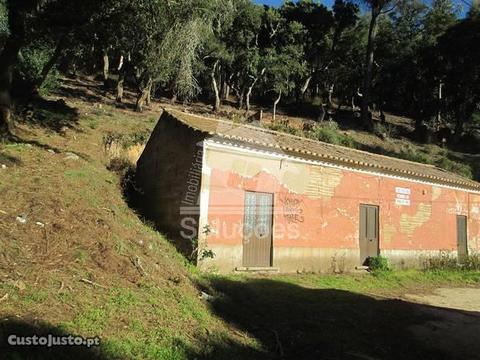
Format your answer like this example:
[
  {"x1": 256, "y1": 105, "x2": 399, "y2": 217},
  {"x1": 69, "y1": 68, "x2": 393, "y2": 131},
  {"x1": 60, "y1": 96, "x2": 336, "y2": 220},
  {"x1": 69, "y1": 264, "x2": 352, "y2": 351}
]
[
  {"x1": 436, "y1": 157, "x2": 473, "y2": 179},
  {"x1": 373, "y1": 122, "x2": 398, "y2": 139},
  {"x1": 309, "y1": 123, "x2": 357, "y2": 148},
  {"x1": 267, "y1": 121, "x2": 302, "y2": 136},
  {"x1": 462, "y1": 253, "x2": 480, "y2": 271},
  {"x1": 398, "y1": 148, "x2": 433, "y2": 164},
  {"x1": 311, "y1": 96, "x2": 323, "y2": 107},
  {"x1": 426, "y1": 252, "x2": 480, "y2": 271},
  {"x1": 425, "y1": 251, "x2": 458, "y2": 271},
  {"x1": 17, "y1": 43, "x2": 60, "y2": 95},
  {"x1": 107, "y1": 157, "x2": 132, "y2": 174},
  {"x1": 0, "y1": 3, "x2": 7, "y2": 39},
  {"x1": 368, "y1": 256, "x2": 392, "y2": 272},
  {"x1": 103, "y1": 130, "x2": 149, "y2": 165}
]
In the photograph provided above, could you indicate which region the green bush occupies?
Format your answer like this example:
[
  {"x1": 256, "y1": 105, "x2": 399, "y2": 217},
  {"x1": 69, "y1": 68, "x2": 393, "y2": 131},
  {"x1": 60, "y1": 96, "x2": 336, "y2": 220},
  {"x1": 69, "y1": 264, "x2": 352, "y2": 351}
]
[
  {"x1": 436, "y1": 157, "x2": 473, "y2": 179},
  {"x1": 425, "y1": 251, "x2": 458, "y2": 270},
  {"x1": 472, "y1": 111, "x2": 480, "y2": 126},
  {"x1": 309, "y1": 123, "x2": 357, "y2": 148},
  {"x1": 368, "y1": 256, "x2": 392, "y2": 272},
  {"x1": 426, "y1": 252, "x2": 480, "y2": 271},
  {"x1": 18, "y1": 43, "x2": 60, "y2": 95},
  {"x1": 103, "y1": 130, "x2": 151, "y2": 150},
  {"x1": 0, "y1": 2, "x2": 7, "y2": 39},
  {"x1": 398, "y1": 148, "x2": 433, "y2": 164},
  {"x1": 462, "y1": 253, "x2": 480, "y2": 270},
  {"x1": 267, "y1": 121, "x2": 302, "y2": 136},
  {"x1": 373, "y1": 122, "x2": 398, "y2": 139}
]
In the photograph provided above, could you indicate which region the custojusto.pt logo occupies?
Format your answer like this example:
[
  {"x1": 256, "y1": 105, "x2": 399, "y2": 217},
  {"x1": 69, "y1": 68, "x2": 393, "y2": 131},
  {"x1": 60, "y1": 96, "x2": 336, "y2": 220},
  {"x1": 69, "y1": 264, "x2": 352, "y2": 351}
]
[{"x1": 7, "y1": 334, "x2": 100, "y2": 348}]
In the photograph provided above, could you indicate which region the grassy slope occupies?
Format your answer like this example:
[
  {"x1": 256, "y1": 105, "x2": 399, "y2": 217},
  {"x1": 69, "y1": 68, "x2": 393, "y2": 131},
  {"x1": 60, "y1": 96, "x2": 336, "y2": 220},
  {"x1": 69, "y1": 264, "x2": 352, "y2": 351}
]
[
  {"x1": 0, "y1": 86, "x2": 258, "y2": 359},
  {"x1": 0, "y1": 78, "x2": 479, "y2": 359}
]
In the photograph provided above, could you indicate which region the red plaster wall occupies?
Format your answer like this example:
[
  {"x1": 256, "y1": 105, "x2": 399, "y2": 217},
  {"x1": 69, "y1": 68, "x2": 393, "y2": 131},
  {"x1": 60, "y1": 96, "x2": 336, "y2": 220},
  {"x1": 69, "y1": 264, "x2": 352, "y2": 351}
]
[{"x1": 206, "y1": 162, "x2": 480, "y2": 254}]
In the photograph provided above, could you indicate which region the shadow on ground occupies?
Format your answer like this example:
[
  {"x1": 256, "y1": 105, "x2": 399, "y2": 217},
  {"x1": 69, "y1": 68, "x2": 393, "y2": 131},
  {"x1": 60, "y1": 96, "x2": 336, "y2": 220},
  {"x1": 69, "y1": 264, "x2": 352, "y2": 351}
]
[
  {"x1": 54, "y1": 77, "x2": 107, "y2": 104},
  {"x1": 0, "y1": 316, "x2": 260, "y2": 360},
  {"x1": 0, "y1": 318, "x2": 106, "y2": 360},
  {"x1": 200, "y1": 277, "x2": 480, "y2": 360},
  {"x1": 0, "y1": 152, "x2": 22, "y2": 166},
  {"x1": 16, "y1": 96, "x2": 79, "y2": 133}
]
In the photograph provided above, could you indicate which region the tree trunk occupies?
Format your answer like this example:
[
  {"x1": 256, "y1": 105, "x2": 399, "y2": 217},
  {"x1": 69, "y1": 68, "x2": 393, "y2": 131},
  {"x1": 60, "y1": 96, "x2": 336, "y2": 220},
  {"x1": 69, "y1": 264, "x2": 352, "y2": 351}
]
[
  {"x1": 273, "y1": 90, "x2": 282, "y2": 122},
  {"x1": 0, "y1": 86, "x2": 13, "y2": 137},
  {"x1": 136, "y1": 77, "x2": 152, "y2": 113},
  {"x1": 434, "y1": 81, "x2": 443, "y2": 131},
  {"x1": 116, "y1": 55, "x2": 126, "y2": 103},
  {"x1": 361, "y1": 7, "x2": 380, "y2": 129},
  {"x1": 225, "y1": 84, "x2": 230, "y2": 100},
  {"x1": 118, "y1": 55, "x2": 124, "y2": 72},
  {"x1": 318, "y1": 104, "x2": 326, "y2": 122},
  {"x1": 145, "y1": 81, "x2": 153, "y2": 106},
  {"x1": 224, "y1": 73, "x2": 234, "y2": 100},
  {"x1": 116, "y1": 72, "x2": 124, "y2": 103},
  {"x1": 327, "y1": 84, "x2": 334, "y2": 108},
  {"x1": 300, "y1": 75, "x2": 313, "y2": 98},
  {"x1": 237, "y1": 87, "x2": 245, "y2": 110},
  {"x1": 245, "y1": 68, "x2": 265, "y2": 114},
  {"x1": 211, "y1": 60, "x2": 221, "y2": 112},
  {"x1": 0, "y1": 0, "x2": 39, "y2": 138},
  {"x1": 245, "y1": 88, "x2": 252, "y2": 114},
  {"x1": 103, "y1": 51, "x2": 109, "y2": 83}
]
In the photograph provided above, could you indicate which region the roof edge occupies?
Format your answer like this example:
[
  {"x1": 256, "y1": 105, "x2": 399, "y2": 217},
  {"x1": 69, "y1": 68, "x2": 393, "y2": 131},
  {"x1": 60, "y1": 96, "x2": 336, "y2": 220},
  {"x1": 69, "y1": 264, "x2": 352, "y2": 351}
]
[{"x1": 161, "y1": 108, "x2": 480, "y2": 192}]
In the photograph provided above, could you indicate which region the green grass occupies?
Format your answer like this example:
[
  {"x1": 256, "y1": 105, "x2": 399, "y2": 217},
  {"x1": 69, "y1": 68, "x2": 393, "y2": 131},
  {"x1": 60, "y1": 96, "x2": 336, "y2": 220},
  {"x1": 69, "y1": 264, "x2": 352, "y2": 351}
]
[
  {"x1": 22, "y1": 289, "x2": 49, "y2": 305},
  {"x1": 68, "y1": 306, "x2": 109, "y2": 334},
  {"x1": 274, "y1": 269, "x2": 480, "y2": 293},
  {"x1": 74, "y1": 248, "x2": 90, "y2": 265}
]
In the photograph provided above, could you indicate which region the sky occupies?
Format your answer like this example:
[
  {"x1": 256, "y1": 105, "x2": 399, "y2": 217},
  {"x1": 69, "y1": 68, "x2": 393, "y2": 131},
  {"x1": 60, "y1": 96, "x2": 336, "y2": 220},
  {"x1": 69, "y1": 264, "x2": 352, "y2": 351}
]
[
  {"x1": 255, "y1": 0, "x2": 336, "y2": 7},
  {"x1": 254, "y1": 0, "x2": 470, "y2": 16}
]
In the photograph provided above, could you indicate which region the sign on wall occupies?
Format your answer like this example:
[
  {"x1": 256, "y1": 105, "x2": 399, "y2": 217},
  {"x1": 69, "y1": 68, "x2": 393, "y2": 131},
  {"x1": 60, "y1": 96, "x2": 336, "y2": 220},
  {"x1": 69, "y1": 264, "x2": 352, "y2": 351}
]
[{"x1": 395, "y1": 187, "x2": 411, "y2": 206}]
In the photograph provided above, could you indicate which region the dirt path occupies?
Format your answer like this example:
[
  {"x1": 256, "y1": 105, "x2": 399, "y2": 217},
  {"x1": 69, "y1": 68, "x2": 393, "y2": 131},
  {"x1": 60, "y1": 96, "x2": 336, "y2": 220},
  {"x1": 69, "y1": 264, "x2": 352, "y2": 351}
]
[
  {"x1": 405, "y1": 287, "x2": 480, "y2": 311},
  {"x1": 404, "y1": 288, "x2": 480, "y2": 360}
]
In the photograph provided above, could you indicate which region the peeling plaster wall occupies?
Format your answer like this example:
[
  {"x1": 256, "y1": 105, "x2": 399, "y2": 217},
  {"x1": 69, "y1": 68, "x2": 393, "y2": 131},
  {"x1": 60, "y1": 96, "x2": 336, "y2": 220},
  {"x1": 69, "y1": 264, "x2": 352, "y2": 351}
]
[{"x1": 197, "y1": 143, "x2": 480, "y2": 273}]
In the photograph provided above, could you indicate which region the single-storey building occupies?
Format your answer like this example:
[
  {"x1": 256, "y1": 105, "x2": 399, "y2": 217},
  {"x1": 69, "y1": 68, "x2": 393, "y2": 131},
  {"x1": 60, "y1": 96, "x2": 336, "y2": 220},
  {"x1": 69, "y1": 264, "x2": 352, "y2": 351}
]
[{"x1": 136, "y1": 109, "x2": 480, "y2": 273}]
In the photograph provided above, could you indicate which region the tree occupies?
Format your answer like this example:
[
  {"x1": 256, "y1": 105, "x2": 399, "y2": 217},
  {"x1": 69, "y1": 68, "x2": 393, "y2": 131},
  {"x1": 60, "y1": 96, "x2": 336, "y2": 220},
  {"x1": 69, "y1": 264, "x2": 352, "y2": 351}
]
[
  {"x1": 222, "y1": 0, "x2": 264, "y2": 110},
  {"x1": 437, "y1": 15, "x2": 480, "y2": 142},
  {"x1": 0, "y1": 0, "x2": 40, "y2": 138},
  {"x1": 281, "y1": 0, "x2": 334, "y2": 99},
  {"x1": 262, "y1": 16, "x2": 307, "y2": 120},
  {"x1": 360, "y1": 0, "x2": 392, "y2": 129}
]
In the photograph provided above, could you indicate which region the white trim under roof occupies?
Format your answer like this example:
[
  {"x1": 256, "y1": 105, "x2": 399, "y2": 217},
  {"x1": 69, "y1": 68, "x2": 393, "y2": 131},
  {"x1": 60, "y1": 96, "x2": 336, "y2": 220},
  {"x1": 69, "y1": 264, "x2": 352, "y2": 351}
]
[{"x1": 204, "y1": 139, "x2": 480, "y2": 195}]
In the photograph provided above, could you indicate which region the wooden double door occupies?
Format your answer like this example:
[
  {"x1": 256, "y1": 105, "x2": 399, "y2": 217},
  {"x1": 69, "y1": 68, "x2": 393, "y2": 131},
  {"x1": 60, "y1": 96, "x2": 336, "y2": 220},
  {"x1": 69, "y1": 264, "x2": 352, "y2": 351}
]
[
  {"x1": 457, "y1": 215, "x2": 468, "y2": 262},
  {"x1": 359, "y1": 204, "x2": 380, "y2": 265},
  {"x1": 243, "y1": 191, "x2": 273, "y2": 267}
]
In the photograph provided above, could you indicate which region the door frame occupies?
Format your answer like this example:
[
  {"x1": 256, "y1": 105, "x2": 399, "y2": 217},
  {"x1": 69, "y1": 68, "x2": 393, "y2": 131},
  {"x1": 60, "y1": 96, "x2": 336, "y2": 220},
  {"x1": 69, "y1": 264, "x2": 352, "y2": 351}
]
[{"x1": 242, "y1": 191, "x2": 274, "y2": 268}]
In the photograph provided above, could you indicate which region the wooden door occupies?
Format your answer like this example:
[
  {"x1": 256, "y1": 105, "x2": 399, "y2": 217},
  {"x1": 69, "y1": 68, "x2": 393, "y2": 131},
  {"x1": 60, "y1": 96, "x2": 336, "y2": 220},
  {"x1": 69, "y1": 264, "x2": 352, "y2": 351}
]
[
  {"x1": 457, "y1": 215, "x2": 468, "y2": 263},
  {"x1": 243, "y1": 192, "x2": 273, "y2": 267},
  {"x1": 359, "y1": 204, "x2": 380, "y2": 265}
]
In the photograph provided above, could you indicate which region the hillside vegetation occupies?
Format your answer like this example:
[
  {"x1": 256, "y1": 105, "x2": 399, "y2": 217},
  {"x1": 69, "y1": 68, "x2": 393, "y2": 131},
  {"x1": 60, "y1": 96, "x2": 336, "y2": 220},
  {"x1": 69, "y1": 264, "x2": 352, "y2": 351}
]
[
  {"x1": 0, "y1": 80, "x2": 259, "y2": 359},
  {"x1": 0, "y1": 78, "x2": 479, "y2": 360},
  {"x1": 1, "y1": 0, "x2": 480, "y2": 358}
]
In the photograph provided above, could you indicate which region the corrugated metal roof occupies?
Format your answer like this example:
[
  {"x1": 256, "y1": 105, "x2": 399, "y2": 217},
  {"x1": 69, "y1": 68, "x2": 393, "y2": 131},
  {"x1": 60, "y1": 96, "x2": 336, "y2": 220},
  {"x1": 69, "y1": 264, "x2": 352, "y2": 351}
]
[{"x1": 163, "y1": 109, "x2": 480, "y2": 191}]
